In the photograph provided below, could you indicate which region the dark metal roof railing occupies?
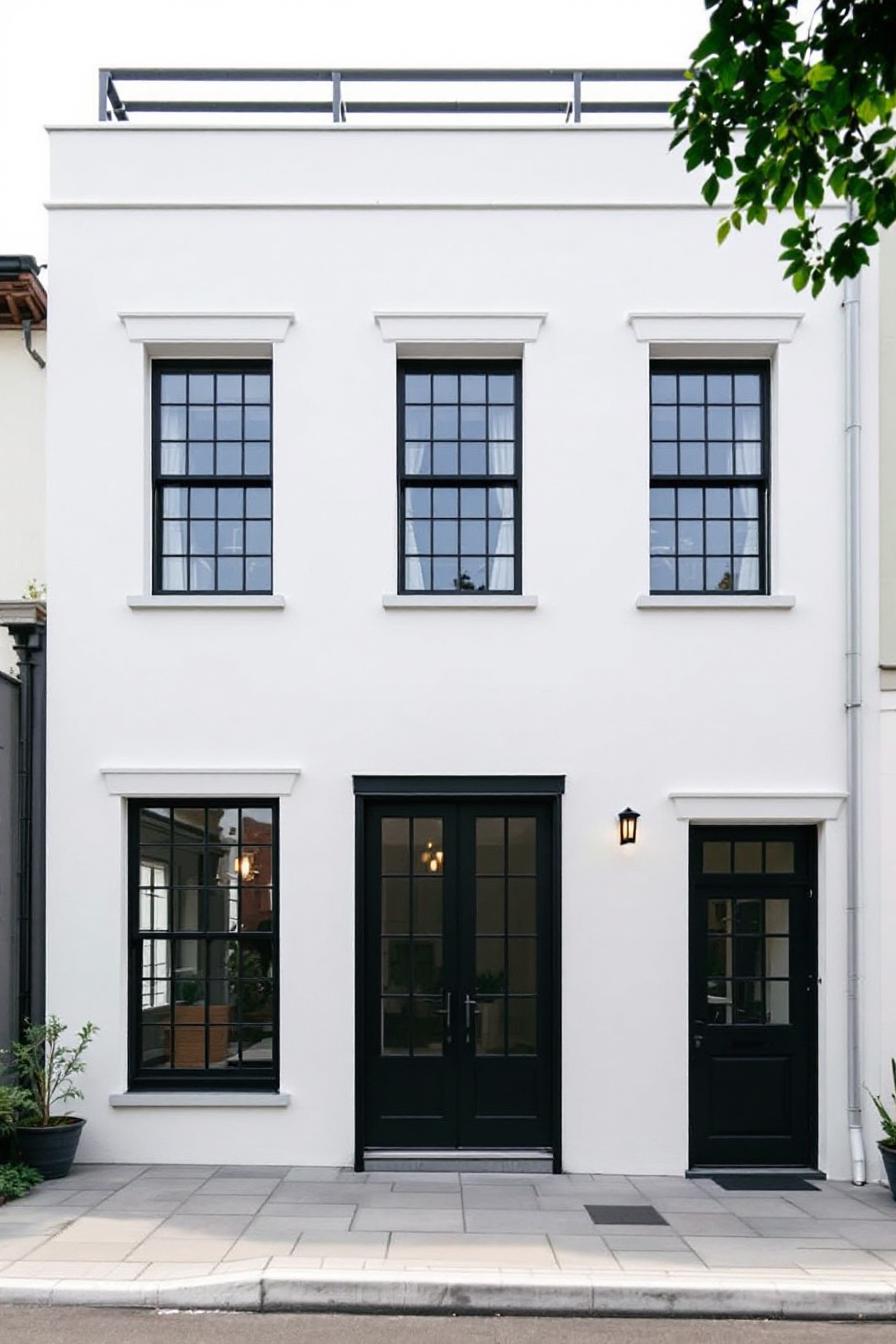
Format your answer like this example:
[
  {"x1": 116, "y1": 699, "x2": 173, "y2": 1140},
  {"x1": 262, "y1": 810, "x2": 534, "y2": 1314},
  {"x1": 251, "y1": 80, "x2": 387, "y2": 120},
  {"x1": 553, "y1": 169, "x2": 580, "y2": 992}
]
[{"x1": 97, "y1": 68, "x2": 685, "y2": 124}]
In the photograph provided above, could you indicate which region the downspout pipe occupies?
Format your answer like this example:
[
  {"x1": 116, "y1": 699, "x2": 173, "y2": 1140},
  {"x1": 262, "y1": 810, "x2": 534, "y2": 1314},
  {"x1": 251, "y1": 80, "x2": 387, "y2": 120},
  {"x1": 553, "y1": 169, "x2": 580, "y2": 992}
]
[{"x1": 844, "y1": 207, "x2": 866, "y2": 1185}]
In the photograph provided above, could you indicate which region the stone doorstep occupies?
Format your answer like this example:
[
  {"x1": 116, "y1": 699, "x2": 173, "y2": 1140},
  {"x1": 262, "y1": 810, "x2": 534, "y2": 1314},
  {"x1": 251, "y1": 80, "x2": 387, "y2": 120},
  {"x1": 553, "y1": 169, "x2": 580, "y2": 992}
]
[{"x1": 2, "y1": 1267, "x2": 896, "y2": 1317}]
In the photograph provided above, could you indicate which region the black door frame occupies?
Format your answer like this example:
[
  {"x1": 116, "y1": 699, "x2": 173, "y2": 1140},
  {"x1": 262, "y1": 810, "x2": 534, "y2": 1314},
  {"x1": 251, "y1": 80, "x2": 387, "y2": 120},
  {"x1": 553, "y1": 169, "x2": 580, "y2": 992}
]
[
  {"x1": 353, "y1": 775, "x2": 564, "y2": 1172},
  {"x1": 687, "y1": 823, "x2": 819, "y2": 1169}
]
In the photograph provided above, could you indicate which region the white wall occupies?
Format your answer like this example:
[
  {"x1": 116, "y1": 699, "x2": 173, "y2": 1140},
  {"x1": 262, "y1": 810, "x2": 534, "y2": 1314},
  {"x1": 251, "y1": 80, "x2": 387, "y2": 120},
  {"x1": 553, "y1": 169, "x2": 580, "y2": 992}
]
[
  {"x1": 0, "y1": 328, "x2": 45, "y2": 673},
  {"x1": 45, "y1": 125, "x2": 881, "y2": 1174}
]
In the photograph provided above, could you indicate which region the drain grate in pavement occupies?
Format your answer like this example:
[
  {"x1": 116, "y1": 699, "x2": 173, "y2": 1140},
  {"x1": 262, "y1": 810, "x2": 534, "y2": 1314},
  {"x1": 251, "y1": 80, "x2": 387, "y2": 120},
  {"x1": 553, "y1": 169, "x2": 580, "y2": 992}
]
[
  {"x1": 711, "y1": 1175, "x2": 820, "y2": 1192},
  {"x1": 585, "y1": 1204, "x2": 668, "y2": 1225}
]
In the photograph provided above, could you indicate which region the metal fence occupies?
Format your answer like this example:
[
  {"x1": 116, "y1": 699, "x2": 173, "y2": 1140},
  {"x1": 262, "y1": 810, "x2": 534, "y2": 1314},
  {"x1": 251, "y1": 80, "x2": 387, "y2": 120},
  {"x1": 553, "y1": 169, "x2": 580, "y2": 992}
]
[{"x1": 97, "y1": 68, "x2": 685, "y2": 124}]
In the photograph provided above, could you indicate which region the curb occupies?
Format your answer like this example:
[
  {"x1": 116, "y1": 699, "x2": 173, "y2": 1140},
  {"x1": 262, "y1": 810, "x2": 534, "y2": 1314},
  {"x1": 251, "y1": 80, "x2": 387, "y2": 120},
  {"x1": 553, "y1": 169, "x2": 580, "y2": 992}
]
[{"x1": 2, "y1": 1269, "x2": 896, "y2": 1318}]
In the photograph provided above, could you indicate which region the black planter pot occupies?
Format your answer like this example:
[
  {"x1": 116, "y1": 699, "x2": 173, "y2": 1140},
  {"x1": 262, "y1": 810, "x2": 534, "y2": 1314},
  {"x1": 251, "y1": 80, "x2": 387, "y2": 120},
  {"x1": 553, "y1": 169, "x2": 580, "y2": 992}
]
[
  {"x1": 880, "y1": 1143, "x2": 896, "y2": 1200},
  {"x1": 16, "y1": 1118, "x2": 86, "y2": 1180}
]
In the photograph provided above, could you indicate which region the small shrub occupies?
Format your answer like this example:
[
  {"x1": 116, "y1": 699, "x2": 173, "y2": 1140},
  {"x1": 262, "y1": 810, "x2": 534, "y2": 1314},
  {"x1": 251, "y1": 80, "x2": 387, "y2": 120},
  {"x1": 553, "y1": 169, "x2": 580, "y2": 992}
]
[
  {"x1": 0, "y1": 1162, "x2": 42, "y2": 1202},
  {"x1": 3, "y1": 1017, "x2": 98, "y2": 1128},
  {"x1": 0, "y1": 1085, "x2": 32, "y2": 1135},
  {"x1": 868, "y1": 1059, "x2": 896, "y2": 1149}
]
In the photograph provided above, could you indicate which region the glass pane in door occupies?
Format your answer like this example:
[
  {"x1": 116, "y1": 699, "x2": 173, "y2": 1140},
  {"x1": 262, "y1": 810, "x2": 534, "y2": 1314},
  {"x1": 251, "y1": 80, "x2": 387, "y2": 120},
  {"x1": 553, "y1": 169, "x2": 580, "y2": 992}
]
[
  {"x1": 474, "y1": 815, "x2": 537, "y2": 1057},
  {"x1": 380, "y1": 817, "x2": 444, "y2": 1056}
]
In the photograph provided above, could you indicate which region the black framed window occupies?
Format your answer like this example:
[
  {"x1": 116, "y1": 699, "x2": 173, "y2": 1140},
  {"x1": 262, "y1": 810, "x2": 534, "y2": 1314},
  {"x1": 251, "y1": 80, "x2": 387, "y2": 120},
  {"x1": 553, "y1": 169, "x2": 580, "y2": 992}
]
[
  {"x1": 128, "y1": 800, "x2": 278, "y2": 1090},
  {"x1": 153, "y1": 361, "x2": 273, "y2": 594},
  {"x1": 398, "y1": 361, "x2": 521, "y2": 594},
  {"x1": 649, "y1": 362, "x2": 769, "y2": 594}
]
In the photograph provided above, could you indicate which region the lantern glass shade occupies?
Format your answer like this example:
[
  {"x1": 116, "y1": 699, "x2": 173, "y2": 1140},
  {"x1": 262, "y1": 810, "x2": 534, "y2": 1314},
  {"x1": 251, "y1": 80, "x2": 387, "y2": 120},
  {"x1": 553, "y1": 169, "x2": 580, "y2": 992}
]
[{"x1": 618, "y1": 808, "x2": 640, "y2": 845}]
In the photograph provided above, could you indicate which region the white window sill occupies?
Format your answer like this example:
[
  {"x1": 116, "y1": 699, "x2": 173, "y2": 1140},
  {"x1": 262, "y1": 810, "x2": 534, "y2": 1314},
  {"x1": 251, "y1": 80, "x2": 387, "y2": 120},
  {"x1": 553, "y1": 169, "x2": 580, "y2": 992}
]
[
  {"x1": 383, "y1": 595, "x2": 538, "y2": 610},
  {"x1": 636, "y1": 594, "x2": 795, "y2": 610},
  {"x1": 127, "y1": 595, "x2": 285, "y2": 610},
  {"x1": 109, "y1": 1092, "x2": 290, "y2": 1108}
]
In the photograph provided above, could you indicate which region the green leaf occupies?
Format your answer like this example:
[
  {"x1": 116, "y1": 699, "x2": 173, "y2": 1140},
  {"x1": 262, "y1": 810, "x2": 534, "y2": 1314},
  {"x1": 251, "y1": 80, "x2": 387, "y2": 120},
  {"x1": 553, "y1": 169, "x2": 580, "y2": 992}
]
[
  {"x1": 806, "y1": 63, "x2": 836, "y2": 89},
  {"x1": 717, "y1": 218, "x2": 731, "y2": 243},
  {"x1": 857, "y1": 98, "x2": 880, "y2": 126},
  {"x1": 702, "y1": 175, "x2": 720, "y2": 206},
  {"x1": 792, "y1": 266, "x2": 810, "y2": 292}
]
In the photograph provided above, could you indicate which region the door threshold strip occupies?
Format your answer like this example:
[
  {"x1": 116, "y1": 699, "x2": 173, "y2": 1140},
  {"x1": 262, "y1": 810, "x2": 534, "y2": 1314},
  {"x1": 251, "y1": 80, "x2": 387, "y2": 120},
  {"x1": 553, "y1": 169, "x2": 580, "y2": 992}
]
[{"x1": 363, "y1": 1147, "x2": 554, "y2": 1173}]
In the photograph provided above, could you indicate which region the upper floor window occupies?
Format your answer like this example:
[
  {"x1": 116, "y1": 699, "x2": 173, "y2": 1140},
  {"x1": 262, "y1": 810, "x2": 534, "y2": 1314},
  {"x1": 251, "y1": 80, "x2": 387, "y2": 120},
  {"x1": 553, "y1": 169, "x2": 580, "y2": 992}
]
[
  {"x1": 398, "y1": 362, "x2": 521, "y2": 594},
  {"x1": 129, "y1": 800, "x2": 278, "y2": 1090},
  {"x1": 649, "y1": 362, "x2": 769, "y2": 595},
  {"x1": 153, "y1": 361, "x2": 273, "y2": 594}
]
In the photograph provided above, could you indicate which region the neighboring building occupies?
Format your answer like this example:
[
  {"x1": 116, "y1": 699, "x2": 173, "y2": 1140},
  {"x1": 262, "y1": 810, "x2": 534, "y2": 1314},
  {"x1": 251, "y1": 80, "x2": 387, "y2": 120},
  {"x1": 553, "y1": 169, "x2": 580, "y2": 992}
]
[
  {"x1": 44, "y1": 74, "x2": 885, "y2": 1177},
  {"x1": 0, "y1": 257, "x2": 46, "y2": 674},
  {"x1": 0, "y1": 257, "x2": 47, "y2": 1057}
]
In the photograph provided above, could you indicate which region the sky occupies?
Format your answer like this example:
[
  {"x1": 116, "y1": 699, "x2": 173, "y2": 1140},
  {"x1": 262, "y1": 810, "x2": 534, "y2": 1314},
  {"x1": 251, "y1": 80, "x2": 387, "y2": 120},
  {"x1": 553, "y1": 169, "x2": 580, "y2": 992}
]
[{"x1": 0, "y1": 0, "x2": 709, "y2": 259}]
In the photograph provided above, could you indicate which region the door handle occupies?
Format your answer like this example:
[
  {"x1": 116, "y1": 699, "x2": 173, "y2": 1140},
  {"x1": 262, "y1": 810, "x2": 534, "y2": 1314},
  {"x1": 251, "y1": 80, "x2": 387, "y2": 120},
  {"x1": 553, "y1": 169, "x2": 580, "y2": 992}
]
[
  {"x1": 692, "y1": 1033, "x2": 704, "y2": 1050},
  {"x1": 435, "y1": 991, "x2": 452, "y2": 1041},
  {"x1": 464, "y1": 994, "x2": 479, "y2": 1039}
]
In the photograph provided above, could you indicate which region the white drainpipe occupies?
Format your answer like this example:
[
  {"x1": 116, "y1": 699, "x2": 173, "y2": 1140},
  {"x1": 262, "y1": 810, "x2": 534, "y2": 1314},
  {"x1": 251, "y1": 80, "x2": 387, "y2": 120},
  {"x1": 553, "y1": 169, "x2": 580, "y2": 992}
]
[{"x1": 844, "y1": 205, "x2": 867, "y2": 1185}]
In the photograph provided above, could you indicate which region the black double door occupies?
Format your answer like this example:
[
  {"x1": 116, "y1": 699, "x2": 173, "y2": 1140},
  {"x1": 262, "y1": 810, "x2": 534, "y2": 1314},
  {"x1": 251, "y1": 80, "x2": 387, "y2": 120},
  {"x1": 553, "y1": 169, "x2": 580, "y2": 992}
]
[
  {"x1": 362, "y1": 800, "x2": 554, "y2": 1151},
  {"x1": 689, "y1": 826, "x2": 817, "y2": 1167}
]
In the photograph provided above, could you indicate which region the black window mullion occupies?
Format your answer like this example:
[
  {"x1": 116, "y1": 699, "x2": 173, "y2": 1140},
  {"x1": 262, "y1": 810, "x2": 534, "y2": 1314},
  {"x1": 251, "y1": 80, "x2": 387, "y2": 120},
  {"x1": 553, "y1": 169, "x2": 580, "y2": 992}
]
[
  {"x1": 398, "y1": 361, "x2": 521, "y2": 596},
  {"x1": 650, "y1": 360, "x2": 770, "y2": 596},
  {"x1": 152, "y1": 360, "x2": 273, "y2": 596},
  {"x1": 129, "y1": 798, "x2": 278, "y2": 1092}
]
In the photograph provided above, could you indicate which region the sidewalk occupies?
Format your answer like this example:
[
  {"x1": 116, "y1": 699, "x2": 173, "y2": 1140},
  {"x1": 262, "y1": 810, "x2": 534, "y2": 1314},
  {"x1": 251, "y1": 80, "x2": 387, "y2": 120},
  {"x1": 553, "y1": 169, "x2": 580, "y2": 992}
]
[{"x1": 2, "y1": 1165, "x2": 896, "y2": 1317}]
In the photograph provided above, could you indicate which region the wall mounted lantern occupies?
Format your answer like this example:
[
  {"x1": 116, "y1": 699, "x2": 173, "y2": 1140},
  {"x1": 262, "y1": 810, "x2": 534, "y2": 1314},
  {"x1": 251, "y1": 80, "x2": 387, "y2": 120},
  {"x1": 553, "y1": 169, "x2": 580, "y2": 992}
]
[{"x1": 618, "y1": 808, "x2": 640, "y2": 846}]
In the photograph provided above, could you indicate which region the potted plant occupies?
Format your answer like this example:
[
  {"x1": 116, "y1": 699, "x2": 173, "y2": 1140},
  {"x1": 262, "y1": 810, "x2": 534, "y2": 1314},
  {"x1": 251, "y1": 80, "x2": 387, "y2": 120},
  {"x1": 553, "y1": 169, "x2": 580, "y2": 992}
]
[
  {"x1": 0, "y1": 1084, "x2": 41, "y2": 1200},
  {"x1": 4, "y1": 1017, "x2": 98, "y2": 1180},
  {"x1": 868, "y1": 1058, "x2": 896, "y2": 1199}
]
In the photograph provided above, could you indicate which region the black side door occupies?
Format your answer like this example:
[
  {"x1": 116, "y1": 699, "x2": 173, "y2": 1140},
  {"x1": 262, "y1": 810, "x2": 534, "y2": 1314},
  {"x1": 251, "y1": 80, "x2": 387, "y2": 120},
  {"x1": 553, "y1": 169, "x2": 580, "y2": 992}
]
[{"x1": 689, "y1": 826, "x2": 817, "y2": 1167}]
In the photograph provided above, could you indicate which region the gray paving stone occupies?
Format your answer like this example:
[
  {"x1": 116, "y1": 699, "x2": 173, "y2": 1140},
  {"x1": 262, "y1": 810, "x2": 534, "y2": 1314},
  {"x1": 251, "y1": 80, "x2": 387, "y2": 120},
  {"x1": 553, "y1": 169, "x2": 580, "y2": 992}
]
[
  {"x1": 352, "y1": 1189, "x2": 462, "y2": 1209},
  {"x1": 254, "y1": 1202, "x2": 357, "y2": 1219},
  {"x1": 685, "y1": 1235, "x2": 851, "y2": 1268},
  {"x1": 602, "y1": 1233, "x2": 690, "y2": 1250},
  {"x1": 213, "y1": 1166, "x2": 290, "y2": 1179},
  {"x1": 194, "y1": 1178, "x2": 281, "y2": 1196},
  {"x1": 174, "y1": 1195, "x2": 269, "y2": 1215},
  {"x1": 23, "y1": 1241, "x2": 150, "y2": 1262},
  {"x1": 613, "y1": 1249, "x2": 706, "y2": 1271},
  {"x1": 352, "y1": 1208, "x2": 465, "y2": 1232},
  {"x1": 461, "y1": 1188, "x2": 540, "y2": 1209},
  {"x1": 662, "y1": 1211, "x2": 757, "y2": 1237},
  {"x1": 249, "y1": 1212, "x2": 357, "y2": 1233},
  {"x1": 127, "y1": 1237, "x2": 237, "y2": 1262},
  {"x1": 141, "y1": 1165, "x2": 219, "y2": 1179},
  {"x1": 265, "y1": 1184, "x2": 369, "y2": 1203},
  {"x1": 153, "y1": 1214, "x2": 252, "y2": 1239},
  {"x1": 783, "y1": 1194, "x2": 890, "y2": 1219},
  {"x1": 388, "y1": 1231, "x2": 556, "y2": 1267},
  {"x1": 463, "y1": 1209, "x2": 595, "y2": 1234},
  {"x1": 817, "y1": 1221, "x2": 896, "y2": 1248},
  {"x1": 794, "y1": 1247, "x2": 893, "y2": 1271},
  {"x1": 713, "y1": 1196, "x2": 807, "y2": 1217},
  {"x1": 282, "y1": 1167, "x2": 348, "y2": 1182},
  {"x1": 548, "y1": 1234, "x2": 616, "y2": 1269},
  {"x1": 293, "y1": 1232, "x2": 389, "y2": 1256}
]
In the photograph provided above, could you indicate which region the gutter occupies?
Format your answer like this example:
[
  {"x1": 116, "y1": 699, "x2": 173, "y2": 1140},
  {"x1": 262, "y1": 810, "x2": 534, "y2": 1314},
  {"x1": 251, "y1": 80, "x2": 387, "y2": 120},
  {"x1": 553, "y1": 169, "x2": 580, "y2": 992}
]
[{"x1": 843, "y1": 212, "x2": 866, "y2": 1185}]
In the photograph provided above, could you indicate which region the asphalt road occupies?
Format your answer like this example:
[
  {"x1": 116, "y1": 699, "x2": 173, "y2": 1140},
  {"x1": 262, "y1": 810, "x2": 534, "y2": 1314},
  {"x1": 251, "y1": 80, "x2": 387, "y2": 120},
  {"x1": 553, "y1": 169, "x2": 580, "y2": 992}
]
[{"x1": 0, "y1": 1311, "x2": 894, "y2": 1343}]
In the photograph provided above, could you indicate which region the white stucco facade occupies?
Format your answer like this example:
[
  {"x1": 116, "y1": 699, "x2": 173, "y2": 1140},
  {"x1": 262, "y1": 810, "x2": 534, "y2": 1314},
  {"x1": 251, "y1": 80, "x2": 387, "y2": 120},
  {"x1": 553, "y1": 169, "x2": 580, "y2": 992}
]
[
  {"x1": 0, "y1": 324, "x2": 45, "y2": 674},
  {"x1": 44, "y1": 122, "x2": 886, "y2": 1177}
]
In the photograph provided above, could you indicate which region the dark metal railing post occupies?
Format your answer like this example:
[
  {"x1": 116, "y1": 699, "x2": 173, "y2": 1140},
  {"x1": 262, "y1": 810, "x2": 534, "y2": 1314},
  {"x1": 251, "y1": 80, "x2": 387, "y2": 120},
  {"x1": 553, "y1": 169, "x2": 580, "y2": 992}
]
[
  {"x1": 572, "y1": 71, "x2": 582, "y2": 124},
  {"x1": 332, "y1": 71, "x2": 342, "y2": 123},
  {"x1": 98, "y1": 68, "x2": 111, "y2": 122}
]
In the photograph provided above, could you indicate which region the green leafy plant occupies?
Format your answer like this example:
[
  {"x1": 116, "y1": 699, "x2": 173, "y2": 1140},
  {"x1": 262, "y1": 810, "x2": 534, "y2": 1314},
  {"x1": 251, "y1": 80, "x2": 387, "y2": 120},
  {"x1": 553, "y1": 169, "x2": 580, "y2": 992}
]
[
  {"x1": 868, "y1": 1058, "x2": 896, "y2": 1149},
  {"x1": 0, "y1": 1162, "x2": 43, "y2": 1202},
  {"x1": 671, "y1": 0, "x2": 896, "y2": 295},
  {"x1": 0, "y1": 1084, "x2": 33, "y2": 1136},
  {"x1": 4, "y1": 1017, "x2": 98, "y2": 1129}
]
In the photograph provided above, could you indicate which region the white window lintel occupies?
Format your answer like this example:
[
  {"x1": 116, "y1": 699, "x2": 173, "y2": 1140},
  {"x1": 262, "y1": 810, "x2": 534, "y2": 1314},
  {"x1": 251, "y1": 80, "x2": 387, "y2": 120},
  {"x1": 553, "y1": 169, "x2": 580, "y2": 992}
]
[
  {"x1": 669, "y1": 791, "x2": 846, "y2": 823},
  {"x1": 374, "y1": 312, "x2": 546, "y2": 345},
  {"x1": 101, "y1": 768, "x2": 301, "y2": 797},
  {"x1": 627, "y1": 312, "x2": 803, "y2": 345},
  {"x1": 119, "y1": 312, "x2": 295, "y2": 344}
]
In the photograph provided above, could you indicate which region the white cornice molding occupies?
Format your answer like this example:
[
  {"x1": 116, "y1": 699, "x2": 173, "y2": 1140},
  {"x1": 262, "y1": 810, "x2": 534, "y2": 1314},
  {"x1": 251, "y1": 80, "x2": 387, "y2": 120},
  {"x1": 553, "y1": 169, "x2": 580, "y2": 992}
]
[
  {"x1": 669, "y1": 791, "x2": 846, "y2": 823},
  {"x1": 119, "y1": 312, "x2": 295, "y2": 344},
  {"x1": 374, "y1": 312, "x2": 546, "y2": 345},
  {"x1": 627, "y1": 312, "x2": 804, "y2": 345},
  {"x1": 101, "y1": 768, "x2": 301, "y2": 797}
]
